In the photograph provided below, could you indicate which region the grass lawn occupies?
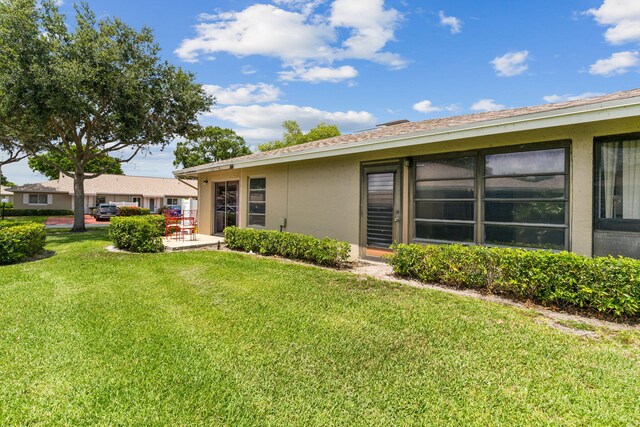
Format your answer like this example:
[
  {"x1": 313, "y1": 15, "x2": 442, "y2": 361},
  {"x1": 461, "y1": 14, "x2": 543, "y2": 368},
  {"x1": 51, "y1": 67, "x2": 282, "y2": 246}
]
[
  {"x1": 1, "y1": 229, "x2": 639, "y2": 425},
  {"x1": 3, "y1": 215, "x2": 50, "y2": 223}
]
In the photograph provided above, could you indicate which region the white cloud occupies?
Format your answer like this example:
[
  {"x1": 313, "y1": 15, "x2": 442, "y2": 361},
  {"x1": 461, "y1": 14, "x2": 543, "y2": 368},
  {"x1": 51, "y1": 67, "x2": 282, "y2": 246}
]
[
  {"x1": 175, "y1": 1, "x2": 405, "y2": 80},
  {"x1": 589, "y1": 51, "x2": 639, "y2": 75},
  {"x1": 471, "y1": 99, "x2": 505, "y2": 112},
  {"x1": 279, "y1": 65, "x2": 358, "y2": 82},
  {"x1": 542, "y1": 92, "x2": 605, "y2": 103},
  {"x1": 204, "y1": 103, "x2": 376, "y2": 144},
  {"x1": 329, "y1": 0, "x2": 405, "y2": 68},
  {"x1": 241, "y1": 65, "x2": 257, "y2": 75},
  {"x1": 412, "y1": 100, "x2": 442, "y2": 113},
  {"x1": 175, "y1": 5, "x2": 333, "y2": 63},
  {"x1": 587, "y1": 0, "x2": 640, "y2": 45},
  {"x1": 491, "y1": 50, "x2": 530, "y2": 77},
  {"x1": 438, "y1": 11, "x2": 461, "y2": 34},
  {"x1": 202, "y1": 83, "x2": 282, "y2": 105}
]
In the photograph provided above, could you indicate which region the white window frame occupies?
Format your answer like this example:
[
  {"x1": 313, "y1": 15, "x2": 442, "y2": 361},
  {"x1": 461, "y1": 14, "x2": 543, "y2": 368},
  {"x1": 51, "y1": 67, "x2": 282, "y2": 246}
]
[{"x1": 165, "y1": 197, "x2": 179, "y2": 206}]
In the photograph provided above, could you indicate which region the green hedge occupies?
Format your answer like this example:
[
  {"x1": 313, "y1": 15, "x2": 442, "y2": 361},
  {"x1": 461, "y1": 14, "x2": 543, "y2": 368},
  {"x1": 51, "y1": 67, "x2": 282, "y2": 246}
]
[
  {"x1": 116, "y1": 206, "x2": 139, "y2": 216},
  {"x1": 388, "y1": 243, "x2": 640, "y2": 319},
  {"x1": 224, "y1": 226, "x2": 351, "y2": 267},
  {"x1": 0, "y1": 221, "x2": 47, "y2": 264},
  {"x1": 5, "y1": 209, "x2": 74, "y2": 216},
  {"x1": 109, "y1": 216, "x2": 165, "y2": 253}
]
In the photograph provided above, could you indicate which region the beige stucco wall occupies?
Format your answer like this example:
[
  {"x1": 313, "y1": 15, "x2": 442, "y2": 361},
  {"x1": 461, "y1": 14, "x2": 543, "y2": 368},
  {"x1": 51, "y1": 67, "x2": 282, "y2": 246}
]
[
  {"x1": 194, "y1": 117, "x2": 640, "y2": 258},
  {"x1": 12, "y1": 192, "x2": 73, "y2": 210}
]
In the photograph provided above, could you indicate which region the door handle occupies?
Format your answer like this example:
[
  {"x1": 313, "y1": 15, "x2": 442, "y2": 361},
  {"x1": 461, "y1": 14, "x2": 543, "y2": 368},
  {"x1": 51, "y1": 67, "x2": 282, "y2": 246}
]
[{"x1": 394, "y1": 210, "x2": 400, "y2": 222}]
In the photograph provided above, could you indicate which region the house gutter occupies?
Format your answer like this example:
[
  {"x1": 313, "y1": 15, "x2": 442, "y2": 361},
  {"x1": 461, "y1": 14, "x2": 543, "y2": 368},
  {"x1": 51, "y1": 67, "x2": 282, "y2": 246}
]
[
  {"x1": 177, "y1": 178, "x2": 198, "y2": 191},
  {"x1": 173, "y1": 97, "x2": 640, "y2": 175}
]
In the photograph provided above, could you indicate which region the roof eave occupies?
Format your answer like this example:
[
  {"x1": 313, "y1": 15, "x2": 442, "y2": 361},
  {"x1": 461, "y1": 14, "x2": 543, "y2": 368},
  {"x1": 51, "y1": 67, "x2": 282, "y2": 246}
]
[{"x1": 175, "y1": 96, "x2": 640, "y2": 175}]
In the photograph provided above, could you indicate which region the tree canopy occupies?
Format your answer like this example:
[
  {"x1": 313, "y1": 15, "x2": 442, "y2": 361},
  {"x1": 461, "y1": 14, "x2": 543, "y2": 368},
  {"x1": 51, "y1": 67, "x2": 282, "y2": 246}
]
[
  {"x1": 29, "y1": 150, "x2": 124, "y2": 180},
  {"x1": 0, "y1": 0, "x2": 212, "y2": 230},
  {"x1": 0, "y1": 171, "x2": 15, "y2": 187},
  {"x1": 257, "y1": 121, "x2": 340, "y2": 152},
  {"x1": 173, "y1": 126, "x2": 251, "y2": 169}
]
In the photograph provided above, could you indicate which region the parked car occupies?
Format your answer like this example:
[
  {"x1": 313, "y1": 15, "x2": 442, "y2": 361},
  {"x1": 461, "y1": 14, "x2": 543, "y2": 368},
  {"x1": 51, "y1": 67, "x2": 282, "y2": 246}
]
[
  {"x1": 161, "y1": 205, "x2": 182, "y2": 216},
  {"x1": 93, "y1": 203, "x2": 118, "y2": 221}
]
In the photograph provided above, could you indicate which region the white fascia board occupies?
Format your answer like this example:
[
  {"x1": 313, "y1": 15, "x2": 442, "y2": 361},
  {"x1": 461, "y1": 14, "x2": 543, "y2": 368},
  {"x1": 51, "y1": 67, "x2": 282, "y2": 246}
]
[{"x1": 173, "y1": 164, "x2": 232, "y2": 178}]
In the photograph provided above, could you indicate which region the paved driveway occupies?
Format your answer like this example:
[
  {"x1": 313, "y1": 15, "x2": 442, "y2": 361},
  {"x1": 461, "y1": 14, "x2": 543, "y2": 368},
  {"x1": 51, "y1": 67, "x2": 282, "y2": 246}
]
[{"x1": 45, "y1": 215, "x2": 110, "y2": 228}]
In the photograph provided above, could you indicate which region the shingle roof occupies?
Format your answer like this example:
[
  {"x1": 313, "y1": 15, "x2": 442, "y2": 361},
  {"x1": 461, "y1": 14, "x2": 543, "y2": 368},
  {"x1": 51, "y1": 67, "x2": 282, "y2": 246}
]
[
  {"x1": 9, "y1": 174, "x2": 197, "y2": 198},
  {"x1": 175, "y1": 87, "x2": 640, "y2": 175}
]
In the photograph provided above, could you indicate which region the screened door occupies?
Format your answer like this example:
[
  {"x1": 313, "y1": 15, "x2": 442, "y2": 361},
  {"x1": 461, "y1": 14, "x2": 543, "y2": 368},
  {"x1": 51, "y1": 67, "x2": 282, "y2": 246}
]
[
  {"x1": 214, "y1": 181, "x2": 239, "y2": 234},
  {"x1": 363, "y1": 165, "x2": 402, "y2": 252}
]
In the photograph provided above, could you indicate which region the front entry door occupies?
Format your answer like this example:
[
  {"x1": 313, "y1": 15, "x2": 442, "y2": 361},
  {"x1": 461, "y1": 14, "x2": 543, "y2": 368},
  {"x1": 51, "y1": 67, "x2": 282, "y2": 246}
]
[
  {"x1": 362, "y1": 165, "x2": 402, "y2": 257},
  {"x1": 214, "y1": 181, "x2": 239, "y2": 234}
]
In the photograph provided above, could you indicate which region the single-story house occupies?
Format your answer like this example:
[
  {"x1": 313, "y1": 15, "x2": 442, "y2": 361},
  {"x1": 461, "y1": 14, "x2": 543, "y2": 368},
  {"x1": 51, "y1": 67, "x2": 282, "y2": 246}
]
[
  {"x1": 0, "y1": 186, "x2": 13, "y2": 203},
  {"x1": 174, "y1": 88, "x2": 640, "y2": 260},
  {"x1": 8, "y1": 173, "x2": 197, "y2": 214}
]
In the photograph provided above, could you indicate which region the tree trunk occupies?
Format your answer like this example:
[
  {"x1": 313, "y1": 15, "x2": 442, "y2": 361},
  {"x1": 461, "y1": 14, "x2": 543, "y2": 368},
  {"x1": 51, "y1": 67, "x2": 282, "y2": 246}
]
[{"x1": 71, "y1": 172, "x2": 86, "y2": 232}]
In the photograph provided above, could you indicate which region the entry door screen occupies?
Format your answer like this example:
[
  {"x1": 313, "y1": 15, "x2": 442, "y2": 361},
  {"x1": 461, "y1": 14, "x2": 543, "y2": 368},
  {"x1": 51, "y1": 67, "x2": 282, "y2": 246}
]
[
  {"x1": 215, "y1": 181, "x2": 239, "y2": 234},
  {"x1": 367, "y1": 172, "x2": 395, "y2": 248}
]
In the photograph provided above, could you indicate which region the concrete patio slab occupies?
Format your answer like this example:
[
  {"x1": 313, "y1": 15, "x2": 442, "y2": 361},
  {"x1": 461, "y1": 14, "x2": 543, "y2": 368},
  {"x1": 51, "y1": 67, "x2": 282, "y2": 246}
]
[{"x1": 163, "y1": 234, "x2": 225, "y2": 251}]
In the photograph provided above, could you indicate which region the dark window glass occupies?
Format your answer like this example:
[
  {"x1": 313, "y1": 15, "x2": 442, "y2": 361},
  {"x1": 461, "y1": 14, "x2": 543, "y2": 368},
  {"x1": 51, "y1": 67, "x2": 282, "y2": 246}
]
[
  {"x1": 485, "y1": 148, "x2": 565, "y2": 176},
  {"x1": 484, "y1": 225, "x2": 565, "y2": 249},
  {"x1": 415, "y1": 201, "x2": 474, "y2": 221},
  {"x1": 416, "y1": 157, "x2": 475, "y2": 180},
  {"x1": 415, "y1": 179, "x2": 475, "y2": 199},
  {"x1": 248, "y1": 214, "x2": 266, "y2": 227},
  {"x1": 249, "y1": 191, "x2": 265, "y2": 202},
  {"x1": 249, "y1": 178, "x2": 266, "y2": 227},
  {"x1": 415, "y1": 222, "x2": 474, "y2": 242},
  {"x1": 29, "y1": 194, "x2": 47, "y2": 204},
  {"x1": 250, "y1": 178, "x2": 266, "y2": 190},
  {"x1": 249, "y1": 202, "x2": 266, "y2": 215},
  {"x1": 484, "y1": 175, "x2": 565, "y2": 199},
  {"x1": 485, "y1": 201, "x2": 565, "y2": 224}
]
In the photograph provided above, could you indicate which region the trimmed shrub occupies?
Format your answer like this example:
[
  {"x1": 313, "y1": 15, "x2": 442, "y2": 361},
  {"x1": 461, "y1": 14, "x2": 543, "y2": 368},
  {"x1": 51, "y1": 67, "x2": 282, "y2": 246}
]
[
  {"x1": 224, "y1": 226, "x2": 351, "y2": 267},
  {"x1": 388, "y1": 243, "x2": 640, "y2": 319},
  {"x1": 140, "y1": 208, "x2": 151, "y2": 215},
  {"x1": 116, "y1": 206, "x2": 142, "y2": 216},
  {"x1": 5, "y1": 209, "x2": 73, "y2": 216},
  {"x1": 1, "y1": 202, "x2": 13, "y2": 209},
  {"x1": 109, "y1": 216, "x2": 165, "y2": 253},
  {"x1": 0, "y1": 221, "x2": 47, "y2": 264}
]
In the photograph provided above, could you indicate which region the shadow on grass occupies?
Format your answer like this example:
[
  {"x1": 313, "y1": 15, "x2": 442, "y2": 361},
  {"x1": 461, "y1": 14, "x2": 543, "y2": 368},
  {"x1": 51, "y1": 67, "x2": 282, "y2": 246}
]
[{"x1": 46, "y1": 228, "x2": 110, "y2": 245}]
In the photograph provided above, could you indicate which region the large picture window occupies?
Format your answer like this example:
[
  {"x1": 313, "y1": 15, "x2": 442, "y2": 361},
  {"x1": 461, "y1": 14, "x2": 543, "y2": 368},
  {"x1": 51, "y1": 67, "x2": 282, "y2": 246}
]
[
  {"x1": 413, "y1": 143, "x2": 569, "y2": 250},
  {"x1": 248, "y1": 177, "x2": 266, "y2": 227},
  {"x1": 28, "y1": 194, "x2": 48, "y2": 205},
  {"x1": 595, "y1": 134, "x2": 640, "y2": 231},
  {"x1": 483, "y1": 148, "x2": 568, "y2": 249},
  {"x1": 413, "y1": 156, "x2": 476, "y2": 243}
]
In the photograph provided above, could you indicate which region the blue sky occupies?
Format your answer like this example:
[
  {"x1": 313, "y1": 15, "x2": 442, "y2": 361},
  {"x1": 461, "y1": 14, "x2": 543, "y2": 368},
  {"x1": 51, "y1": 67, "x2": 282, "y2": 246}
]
[{"x1": 5, "y1": 0, "x2": 640, "y2": 184}]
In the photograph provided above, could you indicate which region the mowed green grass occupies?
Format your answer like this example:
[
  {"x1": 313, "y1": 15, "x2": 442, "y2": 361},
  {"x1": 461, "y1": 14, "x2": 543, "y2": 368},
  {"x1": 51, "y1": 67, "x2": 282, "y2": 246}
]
[{"x1": 0, "y1": 230, "x2": 639, "y2": 426}]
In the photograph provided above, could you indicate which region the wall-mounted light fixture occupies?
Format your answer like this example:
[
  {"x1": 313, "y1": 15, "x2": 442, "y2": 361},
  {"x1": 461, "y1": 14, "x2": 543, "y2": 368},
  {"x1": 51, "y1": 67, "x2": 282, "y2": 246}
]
[{"x1": 203, "y1": 179, "x2": 209, "y2": 184}]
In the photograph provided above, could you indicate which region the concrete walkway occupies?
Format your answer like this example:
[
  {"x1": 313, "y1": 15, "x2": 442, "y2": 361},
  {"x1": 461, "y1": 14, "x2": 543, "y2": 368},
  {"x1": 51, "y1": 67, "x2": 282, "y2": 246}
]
[
  {"x1": 45, "y1": 215, "x2": 110, "y2": 229},
  {"x1": 163, "y1": 234, "x2": 225, "y2": 251}
]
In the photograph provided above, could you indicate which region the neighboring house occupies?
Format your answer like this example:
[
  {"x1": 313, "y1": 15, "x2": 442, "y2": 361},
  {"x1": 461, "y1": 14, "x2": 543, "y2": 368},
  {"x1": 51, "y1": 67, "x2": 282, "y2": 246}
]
[
  {"x1": 174, "y1": 88, "x2": 640, "y2": 260},
  {"x1": 0, "y1": 186, "x2": 13, "y2": 203},
  {"x1": 8, "y1": 174, "x2": 197, "y2": 214}
]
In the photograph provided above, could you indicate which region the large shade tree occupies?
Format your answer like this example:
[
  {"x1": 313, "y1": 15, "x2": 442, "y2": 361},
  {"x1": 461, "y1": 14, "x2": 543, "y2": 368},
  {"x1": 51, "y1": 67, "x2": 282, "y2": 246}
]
[
  {"x1": 173, "y1": 126, "x2": 251, "y2": 169},
  {"x1": 0, "y1": 0, "x2": 212, "y2": 231},
  {"x1": 257, "y1": 121, "x2": 340, "y2": 152},
  {"x1": 29, "y1": 149, "x2": 124, "y2": 180}
]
